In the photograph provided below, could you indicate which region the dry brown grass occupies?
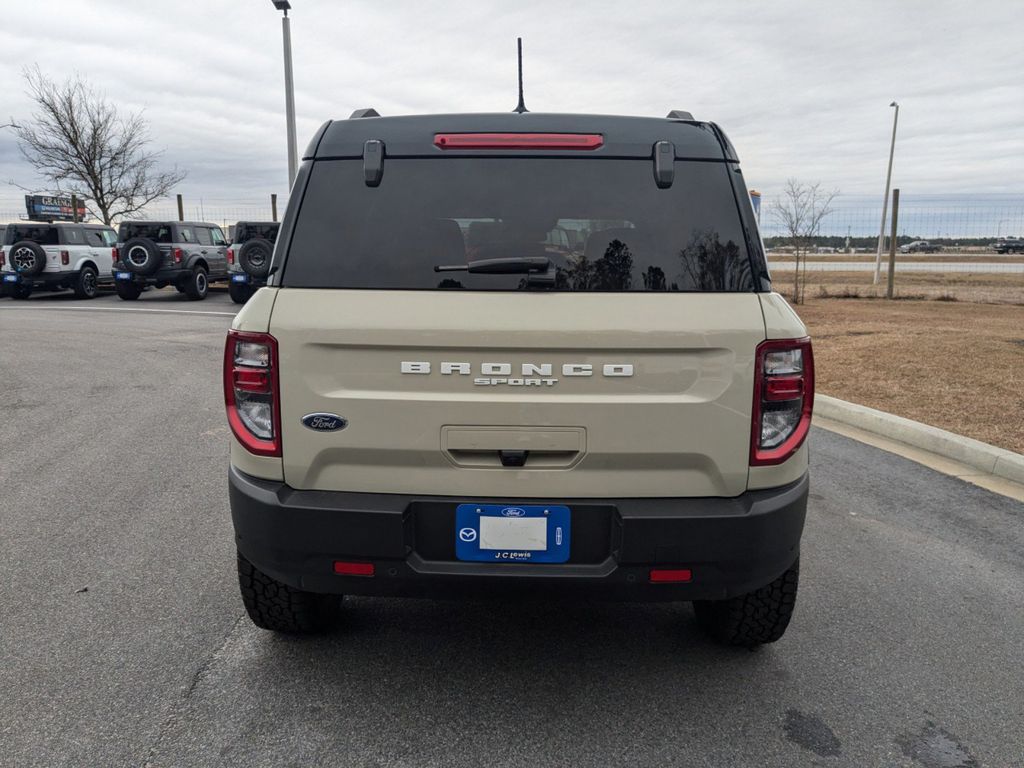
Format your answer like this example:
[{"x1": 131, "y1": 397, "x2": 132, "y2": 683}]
[
  {"x1": 772, "y1": 269, "x2": 1024, "y2": 304},
  {"x1": 799, "y1": 298, "x2": 1024, "y2": 454}
]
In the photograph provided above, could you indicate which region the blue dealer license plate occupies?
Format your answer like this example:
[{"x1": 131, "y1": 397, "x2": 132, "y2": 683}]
[
  {"x1": 3, "y1": 274, "x2": 18, "y2": 283},
  {"x1": 231, "y1": 274, "x2": 248, "y2": 283},
  {"x1": 115, "y1": 271, "x2": 132, "y2": 280},
  {"x1": 455, "y1": 504, "x2": 571, "y2": 563}
]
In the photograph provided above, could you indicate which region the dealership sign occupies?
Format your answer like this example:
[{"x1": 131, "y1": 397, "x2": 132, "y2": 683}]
[{"x1": 25, "y1": 194, "x2": 88, "y2": 222}]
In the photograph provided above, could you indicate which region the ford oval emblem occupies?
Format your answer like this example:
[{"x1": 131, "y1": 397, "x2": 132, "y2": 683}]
[
  {"x1": 301, "y1": 413, "x2": 347, "y2": 432},
  {"x1": 501, "y1": 507, "x2": 527, "y2": 517}
]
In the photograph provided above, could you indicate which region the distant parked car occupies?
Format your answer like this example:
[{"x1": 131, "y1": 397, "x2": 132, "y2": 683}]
[
  {"x1": 226, "y1": 221, "x2": 279, "y2": 304},
  {"x1": 993, "y1": 237, "x2": 1024, "y2": 254},
  {"x1": 111, "y1": 221, "x2": 229, "y2": 301},
  {"x1": 1, "y1": 221, "x2": 117, "y2": 299},
  {"x1": 899, "y1": 240, "x2": 940, "y2": 254}
]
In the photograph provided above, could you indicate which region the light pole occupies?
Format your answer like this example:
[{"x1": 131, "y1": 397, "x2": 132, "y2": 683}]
[
  {"x1": 271, "y1": 0, "x2": 298, "y2": 188},
  {"x1": 873, "y1": 101, "x2": 899, "y2": 284}
]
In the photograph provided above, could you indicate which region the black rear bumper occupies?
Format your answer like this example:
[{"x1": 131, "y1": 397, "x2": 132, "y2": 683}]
[{"x1": 229, "y1": 466, "x2": 807, "y2": 601}]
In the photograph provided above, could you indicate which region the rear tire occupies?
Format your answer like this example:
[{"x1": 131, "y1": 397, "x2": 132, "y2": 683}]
[
  {"x1": 237, "y1": 552, "x2": 338, "y2": 633},
  {"x1": 73, "y1": 266, "x2": 99, "y2": 299},
  {"x1": 183, "y1": 267, "x2": 208, "y2": 300},
  {"x1": 10, "y1": 284, "x2": 32, "y2": 300},
  {"x1": 115, "y1": 282, "x2": 142, "y2": 301},
  {"x1": 694, "y1": 558, "x2": 799, "y2": 647},
  {"x1": 228, "y1": 281, "x2": 252, "y2": 304}
]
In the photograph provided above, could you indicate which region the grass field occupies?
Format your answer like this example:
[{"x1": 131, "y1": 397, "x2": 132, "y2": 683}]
[
  {"x1": 797, "y1": 297, "x2": 1024, "y2": 454},
  {"x1": 771, "y1": 268, "x2": 1024, "y2": 304}
]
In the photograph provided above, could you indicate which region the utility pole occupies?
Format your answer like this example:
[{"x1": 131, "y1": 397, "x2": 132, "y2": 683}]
[
  {"x1": 873, "y1": 101, "x2": 899, "y2": 284},
  {"x1": 271, "y1": 194, "x2": 278, "y2": 222},
  {"x1": 176, "y1": 194, "x2": 184, "y2": 222},
  {"x1": 271, "y1": 1, "x2": 298, "y2": 188},
  {"x1": 887, "y1": 188, "x2": 900, "y2": 299}
]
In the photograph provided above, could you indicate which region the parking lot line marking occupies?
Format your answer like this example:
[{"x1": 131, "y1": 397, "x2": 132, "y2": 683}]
[{"x1": 0, "y1": 305, "x2": 236, "y2": 317}]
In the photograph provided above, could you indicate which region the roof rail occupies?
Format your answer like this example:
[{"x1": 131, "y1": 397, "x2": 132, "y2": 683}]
[
  {"x1": 349, "y1": 108, "x2": 381, "y2": 119},
  {"x1": 666, "y1": 110, "x2": 694, "y2": 120}
]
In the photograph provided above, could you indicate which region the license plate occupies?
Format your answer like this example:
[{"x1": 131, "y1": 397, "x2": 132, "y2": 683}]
[
  {"x1": 2, "y1": 274, "x2": 18, "y2": 283},
  {"x1": 231, "y1": 274, "x2": 248, "y2": 283},
  {"x1": 455, "y1": 504, "x2": 571, "y2": 563},
  {"x1": 115, "y1": 271, "x2": 132, "y2": 280}
]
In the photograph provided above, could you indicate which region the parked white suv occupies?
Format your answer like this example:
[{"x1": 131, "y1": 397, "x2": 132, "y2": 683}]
[{"x1": 1, "y1": 222, "x2": 117, "y2": 299}]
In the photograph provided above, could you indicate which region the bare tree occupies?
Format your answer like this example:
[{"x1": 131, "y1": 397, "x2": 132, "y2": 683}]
[
  {"x1": 12, "y1": 66, "x2": 186, "y2": 224},
  {"x1": 768, "y1": 179, "x2": 838, "y2": 304}
]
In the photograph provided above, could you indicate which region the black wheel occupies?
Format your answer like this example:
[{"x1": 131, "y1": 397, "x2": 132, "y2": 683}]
[
  {"x1": 73, "y1": 266, "x2": 99, "y2": 299},
  {"x1": 694, "y1": 558, "x2": 799, "y2": 647},
  {"x1": 174, "y1": 284, "x2": 187, "y2": 294},
  {"x1": 238, "y1": 238, "x2": 273, "y2": 278},
  {"x1": 228, "y1": 281, "x2": 252, "y2": 304},
  {"x1": 237, "y1": 552, "x2": 338, "y2": 633},
  {"x1": 183, "y1": 266, "x2": 208, "y2": 300},
  {"x1": 9, "y1": 284, "x2": 32, "y2": 300},
  {"x1": 121, "y1": 237, "x2": 163, "y2": 275},
  {"x1": 9, "y1": 240, "x2": 47, "y2": 276},
  {"x1": 115, "y1": 282, "x2": 142, "y2": 301}
]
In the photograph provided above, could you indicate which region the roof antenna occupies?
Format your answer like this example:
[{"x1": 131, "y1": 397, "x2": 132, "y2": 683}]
[{"x1": 514, "y1": 37, "x2": 528, "y2": 113}]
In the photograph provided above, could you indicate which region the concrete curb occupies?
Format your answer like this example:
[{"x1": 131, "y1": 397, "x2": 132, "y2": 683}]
[{"x1": 814, "y1": 394, "x2": 1024, "y2": 485}]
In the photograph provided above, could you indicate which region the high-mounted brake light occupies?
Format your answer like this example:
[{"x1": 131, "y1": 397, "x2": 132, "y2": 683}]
[
  {"x1": 434, "y1": 133, "x2": 603, "y2": 150},
  {"x1": 750, "y1": 338, "x2": 814, "y2": 466},
  {"x1": 224, "y1": 330, "x2": 281, "y2": 457}
]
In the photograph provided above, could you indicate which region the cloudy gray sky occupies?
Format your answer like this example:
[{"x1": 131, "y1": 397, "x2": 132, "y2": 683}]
[{"x1": 1, "y1": 0, "x2": 1022, "y2": 213}]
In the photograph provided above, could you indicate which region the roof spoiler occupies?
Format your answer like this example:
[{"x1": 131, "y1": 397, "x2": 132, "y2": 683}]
[
  {"x1": 666, "y1": 110, "x2": 694, "y2": 120},
  {"x1": 349, "y1": 108, "x2": 381, "y2": 119}
]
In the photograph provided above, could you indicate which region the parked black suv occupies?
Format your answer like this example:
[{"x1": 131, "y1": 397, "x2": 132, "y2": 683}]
[
  {"x1": 112, "y1": 221, "x2": 229, "y2": 300},
  {"x1": 227, "y1": 221, "x2": 279, "y2": 304}
]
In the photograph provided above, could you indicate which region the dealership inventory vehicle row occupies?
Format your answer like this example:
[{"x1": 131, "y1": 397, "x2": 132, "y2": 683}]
[{"x1": 1, "y1": 220, "x2": 278, "y2": 302}]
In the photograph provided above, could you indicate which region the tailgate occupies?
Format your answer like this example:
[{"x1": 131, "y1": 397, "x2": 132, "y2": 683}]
[{"x1": 272, "y1": 290, "x2": 765, "y2": 498}]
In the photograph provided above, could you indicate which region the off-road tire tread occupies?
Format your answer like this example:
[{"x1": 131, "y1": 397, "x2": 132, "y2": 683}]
[
  {"x1": 183, "y1": 267, "x2": 207, "y2": 300},
  {"x1": 694, "y1": 558, "x2": 799, "y2": 647},
  {"x1": 115, "y1": 282, "x2": 142, "y2": 301},
  {"x1": 228, "y1": 281, "x2": 251, "y2": 304},
  {"x1": 237, "y1": 552, "x2": 335, "y2": 633}
]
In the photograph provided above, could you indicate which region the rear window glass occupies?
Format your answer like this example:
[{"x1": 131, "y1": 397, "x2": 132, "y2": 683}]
[
  {"x1": 235, "y1": 223, "x2": 279, "y2": 244},
  {"x1": 6, "y1": 225, "x2": 59, "y2": 245},
  {"x1": 283, "y1": 159, "x2": 753, "y2": 291},
  {"x1": 120, "y1": 224, "x2": 174, "y2": 243}
]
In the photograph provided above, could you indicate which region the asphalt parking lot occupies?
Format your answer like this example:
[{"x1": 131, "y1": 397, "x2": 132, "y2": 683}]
[{"x1": 1, "y1": 288, "x2": 1022, "y2": 768}]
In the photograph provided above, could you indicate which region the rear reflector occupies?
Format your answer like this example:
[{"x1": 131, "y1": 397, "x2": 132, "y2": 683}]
[
  {"x1": 649, "y1": 568, "x2": 692, "y2": 583},
  {"x1": 434, "y1": 133, "x2": 603, "y2": 150},
  {"x1": 333, "y1": 561, "x2": 375, "y2": 577}
]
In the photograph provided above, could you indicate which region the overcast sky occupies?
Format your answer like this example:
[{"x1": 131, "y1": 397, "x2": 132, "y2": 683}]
[{"x1": 1, "y1": 0, "x2": 1022, "y2": 212}]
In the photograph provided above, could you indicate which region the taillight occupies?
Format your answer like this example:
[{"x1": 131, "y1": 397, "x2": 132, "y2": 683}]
[
  {"x1": 111, "y1": 247, "x2": 118, "y2": 263},
  {"x1": 60, "y1": 250, "x2": 70, "y2": 265},
  {"x1": 0, "y1": 250, "x2": 5, "y2": 268},
  {"x1": 434, "y1": 133, "x2": 603, "y2": 150},
  {"x1": 750, "y1": 338, "x2": 814, "y2": 466},
  {"x1": 227, "y1": 248, "x2": 235, "y2": 265},
  {"x1": 173, "y1": 248, "x2": 183, "y2": 264},
  {"x1": 224, "y1": 330, "x2": 281, "y2": 457}
]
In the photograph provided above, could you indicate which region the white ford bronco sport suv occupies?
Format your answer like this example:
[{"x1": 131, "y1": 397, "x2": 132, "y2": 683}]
[
  {"x1": 225, "y1": 109, "x2": 813, "y2": 647},
  {"x1": 2, "y1": 222, "x2": 117, "y2": 299}
]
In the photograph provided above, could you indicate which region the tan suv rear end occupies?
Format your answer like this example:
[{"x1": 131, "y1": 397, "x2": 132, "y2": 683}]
[{"x1": 225, "y1": 111, "x2": 813, "y2": 646}]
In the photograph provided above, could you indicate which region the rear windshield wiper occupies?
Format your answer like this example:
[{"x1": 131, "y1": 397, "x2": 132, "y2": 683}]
[{"x1": 434, "y1": 257, "x2": 552, "y2": 275}]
